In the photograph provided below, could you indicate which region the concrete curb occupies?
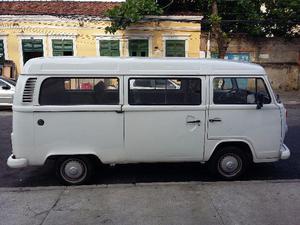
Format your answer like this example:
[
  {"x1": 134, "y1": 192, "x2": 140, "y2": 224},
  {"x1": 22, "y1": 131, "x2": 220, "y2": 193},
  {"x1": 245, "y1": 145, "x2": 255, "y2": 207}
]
[
  {"x1": 1, "y1": 179, "x2": 300, "y2": 192},
  {"x1": 284, "y1": 101, "x2": 300, "y2": 105}
]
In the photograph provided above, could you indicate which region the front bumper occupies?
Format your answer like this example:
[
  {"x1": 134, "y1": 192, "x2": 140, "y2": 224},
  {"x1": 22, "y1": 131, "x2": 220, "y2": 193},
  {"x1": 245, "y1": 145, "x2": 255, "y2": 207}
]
[
  {"x1": 7, "y1": 154, "x2": 28, "y2": 168},
  {"x1": 280, "y1": 144, "x2": 291, "y2": 160}
]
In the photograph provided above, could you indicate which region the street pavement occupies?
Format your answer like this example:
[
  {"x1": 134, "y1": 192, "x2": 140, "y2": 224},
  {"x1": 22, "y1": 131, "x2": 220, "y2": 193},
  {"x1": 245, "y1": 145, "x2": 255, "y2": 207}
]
[{"x1": 0, "y1": 180, "x2": 299, "y2": 225}]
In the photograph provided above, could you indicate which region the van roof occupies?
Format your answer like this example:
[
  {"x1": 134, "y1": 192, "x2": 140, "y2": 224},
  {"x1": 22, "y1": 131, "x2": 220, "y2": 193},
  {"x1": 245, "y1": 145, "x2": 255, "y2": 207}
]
[{"x1": 23, "y1": 57, "x2": 266, "y2": 76}]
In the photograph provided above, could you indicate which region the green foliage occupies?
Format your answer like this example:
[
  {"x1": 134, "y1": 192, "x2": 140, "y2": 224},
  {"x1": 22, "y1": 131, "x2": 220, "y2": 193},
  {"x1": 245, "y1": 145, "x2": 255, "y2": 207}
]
[
  {"x1": 158, "y1": 0, "x2": 299, "y2": 37},
  {"x1": 263, "y1": 0, "x2": 300, "y2": 37},
  {"x1": 105, "y1": 0, "x2": 163, "y2": 34},
  {"x1": 209, "y1": 14, "x2": 221, "y2": 25}
]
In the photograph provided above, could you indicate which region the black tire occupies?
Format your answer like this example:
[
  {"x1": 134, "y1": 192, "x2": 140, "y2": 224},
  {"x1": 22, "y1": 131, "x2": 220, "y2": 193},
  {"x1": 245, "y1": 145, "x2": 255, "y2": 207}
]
[
  {"x1": 210, "y1": 146, "x2": 249, "y2": 180},
  {"x1": 56, "y1": 156, "x2": 94, "y2": 185}
]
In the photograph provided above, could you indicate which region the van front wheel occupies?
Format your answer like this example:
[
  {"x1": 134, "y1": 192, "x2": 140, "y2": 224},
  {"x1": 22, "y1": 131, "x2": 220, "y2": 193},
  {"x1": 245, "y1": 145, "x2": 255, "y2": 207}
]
[
  {"x1": 210, "y1": 147, "x2": 248, "y2": 180},
  {"x1": 56, "y1": 156, "x2": 93, "y2": 185}
]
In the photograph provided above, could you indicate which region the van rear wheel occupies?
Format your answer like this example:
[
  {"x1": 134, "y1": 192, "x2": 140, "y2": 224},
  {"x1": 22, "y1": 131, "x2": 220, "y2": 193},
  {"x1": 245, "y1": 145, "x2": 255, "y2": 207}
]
[
  {"x1": 210, "y1": 147, "x2": 248, "y2": 180},
  {"x1": 56, "y1": 156, "x2": 93, "y2": 185}
]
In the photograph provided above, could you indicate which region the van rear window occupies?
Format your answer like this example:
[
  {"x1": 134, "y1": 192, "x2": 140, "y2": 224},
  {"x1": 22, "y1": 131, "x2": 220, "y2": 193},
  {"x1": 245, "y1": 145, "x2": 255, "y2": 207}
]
[
  {"x1": 129, "y1": 78, "x2": 201, "y2": 105},
  {"x1": 39, "y1": 78, "x2": 119, "y2": 105}
]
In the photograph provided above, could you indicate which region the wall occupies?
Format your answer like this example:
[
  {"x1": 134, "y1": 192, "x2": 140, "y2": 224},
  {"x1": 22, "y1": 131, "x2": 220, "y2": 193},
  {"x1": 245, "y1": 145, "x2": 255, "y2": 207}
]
[
  {"x1": 0, "y1": 15, "x2": 201, "y2": 77},
  {"x1": 200, "y1": 34, "x2": 300, "y2": 90}
]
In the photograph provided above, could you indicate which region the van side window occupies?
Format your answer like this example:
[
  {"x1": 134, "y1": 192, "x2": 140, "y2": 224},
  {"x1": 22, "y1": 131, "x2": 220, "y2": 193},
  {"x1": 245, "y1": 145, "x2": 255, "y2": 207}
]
[
  {"x1": 129, "y1": 78, "x2": 201, "y2": 105},
  {"x1": 213, "y1": 77, "x2": 271, "y2": 104},
  {"x1": 39, "y1": 77, "x2": 119, "y2": 105},
  {"x1": 0, "y1": 80, "x2": 6, "y2": 87}
]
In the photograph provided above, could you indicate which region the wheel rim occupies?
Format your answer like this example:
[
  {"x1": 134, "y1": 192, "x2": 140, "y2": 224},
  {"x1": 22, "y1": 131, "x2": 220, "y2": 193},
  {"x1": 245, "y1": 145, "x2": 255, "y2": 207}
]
[
  {"x1": 217, "y1": 153, "x2": 242, "y2": 178},
  {"x1": 60, "y1": 158, "x2": 87, "y2": 184}
]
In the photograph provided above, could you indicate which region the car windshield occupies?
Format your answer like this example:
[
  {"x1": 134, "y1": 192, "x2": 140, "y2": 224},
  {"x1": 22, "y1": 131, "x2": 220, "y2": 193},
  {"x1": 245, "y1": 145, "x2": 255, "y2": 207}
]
[{"x1": 1, "y1": 77, "x2": 16, "y2": 86}]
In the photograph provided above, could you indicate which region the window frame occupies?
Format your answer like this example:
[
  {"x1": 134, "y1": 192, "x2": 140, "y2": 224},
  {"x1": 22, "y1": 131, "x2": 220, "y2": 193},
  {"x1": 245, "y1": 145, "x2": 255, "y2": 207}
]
[
  {"x1": 165, "y1": 40, "x2": 186, "y2": 57},
  {"x1": 127, "y1": 77, "x2": 202, "y2": 106},
  {"x1": 0, "y1": 39, "x2": 6, "y2": 62},
  {"x1": 95, "y1": 36, "x2": 123, "y2": 57},
  {"x1": 19, "y1": 36, "x2": 46, "y2": 69},
  {"x1": 52, "y1": 39, "x2": 74, "y2": 56},
  {"x1": 163, "y1": 36, "x2": 189, "y2": 58},
  {"x1": 99, "y1": 40, "x2": 120, "y2": 57},
  {"x1": 211, "y1": 76, "x2": 273, "y2": 106},
  {"x1": 128, "y1": 39, "x2": 149, "y2": 57},
  {"x1": 49, "y1": 36, "x2": 77, "y2": 57},
  {"x1": 38, "y1": 76, "x2": 121, "y2": 106},
  {"x1": 0, "y1": 36, "x2": 8, "y2": 61}
]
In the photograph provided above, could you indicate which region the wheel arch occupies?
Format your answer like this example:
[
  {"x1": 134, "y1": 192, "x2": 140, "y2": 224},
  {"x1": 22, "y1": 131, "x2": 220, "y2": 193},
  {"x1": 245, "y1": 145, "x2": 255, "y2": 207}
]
[
  {"x1": 45, "y1": 153, "x2": 102, "y2": 165},
  {"x1": 208, "y1": 140, "x2": 255, "y2": 163}
]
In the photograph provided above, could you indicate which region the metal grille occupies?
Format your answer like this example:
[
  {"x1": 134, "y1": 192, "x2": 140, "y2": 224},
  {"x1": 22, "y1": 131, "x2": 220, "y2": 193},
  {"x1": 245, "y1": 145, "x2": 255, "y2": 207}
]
[{"x1": 22, "y1": 78, "x2": 37, "y2": 103}]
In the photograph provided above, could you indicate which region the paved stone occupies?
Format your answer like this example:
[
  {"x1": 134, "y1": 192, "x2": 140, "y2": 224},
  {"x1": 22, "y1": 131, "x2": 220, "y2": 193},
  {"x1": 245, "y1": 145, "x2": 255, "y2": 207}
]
[
  {"x1": 42, "y1": 184, "x2": 220, "y2": 225},
  {"x1": 0, "y1": 188, "x2": 64, "y2": 225},
  {"x1": 206, "y1": 181, "x2": 300, "y2": 225},
  {"x1": 0, "y1": 181, "x2": 300, "y2": 225}
]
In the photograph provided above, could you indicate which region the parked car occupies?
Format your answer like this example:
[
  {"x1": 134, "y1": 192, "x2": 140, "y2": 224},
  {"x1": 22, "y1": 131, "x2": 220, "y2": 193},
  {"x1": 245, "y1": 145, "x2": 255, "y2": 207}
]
[
  {"x1": 0, "y1": 77, "x2": 15, "y2": 107},
  {"x1": 7, "y1": 57, "x2": 290, "y2": 185}
]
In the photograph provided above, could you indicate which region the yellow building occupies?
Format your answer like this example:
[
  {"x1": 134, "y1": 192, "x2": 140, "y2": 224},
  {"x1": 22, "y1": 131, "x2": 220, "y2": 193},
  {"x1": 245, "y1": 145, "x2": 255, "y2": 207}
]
[{"x1": 0, "y1": 1, "x2": 202, "y2": 78}]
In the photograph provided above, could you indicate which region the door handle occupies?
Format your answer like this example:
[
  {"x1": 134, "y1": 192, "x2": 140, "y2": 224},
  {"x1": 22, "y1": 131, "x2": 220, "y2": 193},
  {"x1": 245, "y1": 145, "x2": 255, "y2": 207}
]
[
  {"x1": 187, "y1": 120, "x2": 201, "y2": 124},
  {"x1": 209, "y1": 118, "x2": 222, "y2": 122}
]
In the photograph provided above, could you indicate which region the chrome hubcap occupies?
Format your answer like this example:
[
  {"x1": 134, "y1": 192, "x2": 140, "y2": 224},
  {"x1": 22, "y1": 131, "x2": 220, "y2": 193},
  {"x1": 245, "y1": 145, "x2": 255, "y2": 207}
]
[
  {"x1": 218, "y1": 154, "x2": 242, "y2": 177},
  {"x1": 62, "y1": 160, "x2": 86, "y2": 182}
]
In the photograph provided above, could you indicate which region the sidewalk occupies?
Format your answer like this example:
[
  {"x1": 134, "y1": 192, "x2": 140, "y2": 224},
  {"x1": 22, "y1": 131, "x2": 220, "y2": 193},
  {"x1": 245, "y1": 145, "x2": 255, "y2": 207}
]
[
  {"x1": 0, "y1": 180, "x2": 299, "y2": 225},
  {"x1": 276, "y1": 90, "x2": 300, "y2": 105}
]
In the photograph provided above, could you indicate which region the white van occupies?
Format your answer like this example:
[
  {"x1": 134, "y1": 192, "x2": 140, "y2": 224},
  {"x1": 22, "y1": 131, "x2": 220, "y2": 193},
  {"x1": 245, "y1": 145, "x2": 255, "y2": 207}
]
[{"x1": 7, "y1": 57, "x2": 290, "y2": 185}]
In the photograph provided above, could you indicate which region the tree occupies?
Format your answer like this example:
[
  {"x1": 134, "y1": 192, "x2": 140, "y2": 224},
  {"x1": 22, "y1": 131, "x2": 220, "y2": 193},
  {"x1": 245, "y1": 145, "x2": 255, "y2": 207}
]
[
  {"x1": 105, "y1": 0, "x2": 300, "y2": 57},
  {"x1": 160, "y1": 0, "x2": 264, "y2": 58},
  {"x1": 159, "y1": 0, "x2": 299, "y2": 57},
  {"x1": 262, "y1": 0, "x2": 300, "y2": 37},
  {"x1": 105, "y1": 0, "x2": 163, "y2": 34},
  {"x1": 210, "y1": 0, "x2": 228, "y2": 59}
]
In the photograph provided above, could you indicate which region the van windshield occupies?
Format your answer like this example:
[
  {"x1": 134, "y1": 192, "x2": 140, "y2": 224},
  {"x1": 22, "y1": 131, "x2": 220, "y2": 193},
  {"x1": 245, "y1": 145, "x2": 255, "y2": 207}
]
[{"x1": 213, "y1": 77, "x2": 271, "y2": 104}]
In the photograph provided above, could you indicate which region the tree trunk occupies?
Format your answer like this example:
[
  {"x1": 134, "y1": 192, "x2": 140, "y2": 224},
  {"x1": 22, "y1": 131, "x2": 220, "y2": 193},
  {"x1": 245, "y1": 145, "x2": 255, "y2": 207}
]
[{"x1": 211, "y1": 0, "x2": 229, "y2": 59}]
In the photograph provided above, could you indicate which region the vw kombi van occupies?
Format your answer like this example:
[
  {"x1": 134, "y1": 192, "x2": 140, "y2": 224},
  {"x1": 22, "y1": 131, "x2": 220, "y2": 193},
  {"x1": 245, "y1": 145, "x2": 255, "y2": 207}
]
[{"x1": 7, "y1": 57, "x2": 290, "y2": 185}]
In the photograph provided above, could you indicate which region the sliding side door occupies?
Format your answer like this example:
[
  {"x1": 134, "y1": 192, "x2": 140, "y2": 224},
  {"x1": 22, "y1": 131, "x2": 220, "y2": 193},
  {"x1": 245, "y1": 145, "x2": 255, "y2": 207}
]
[{"x1": 123, "y1": 76, "x2": 206, "y2": 162}]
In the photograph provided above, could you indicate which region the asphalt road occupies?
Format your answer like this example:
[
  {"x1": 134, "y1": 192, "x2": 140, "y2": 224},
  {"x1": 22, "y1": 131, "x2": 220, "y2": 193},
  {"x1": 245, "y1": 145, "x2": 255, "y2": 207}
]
[{"x1": 0, "y1": 105, "x2": 299, "y2": 187}]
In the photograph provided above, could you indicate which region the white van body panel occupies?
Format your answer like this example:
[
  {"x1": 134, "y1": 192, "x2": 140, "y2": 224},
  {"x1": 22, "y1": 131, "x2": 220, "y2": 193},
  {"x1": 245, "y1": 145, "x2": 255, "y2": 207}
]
[
  {"x1": 33, "y1": 109, "x2": 124, "y2": 164},
  {"x1": 123, "y1": 106, "x2": 206, "y2": 162},
  {"x1": 23, "y1": 57, "x2": 266, "y2": 75},
  {"x1": 207, "y1": 75, "x2": 282, "y2": 161},
  {"x1": 8, "y1": 57, "x2": 289, "y2": 169},
  {"x1": 206, "y1": 104, "x2": 281, "y2": 161}
]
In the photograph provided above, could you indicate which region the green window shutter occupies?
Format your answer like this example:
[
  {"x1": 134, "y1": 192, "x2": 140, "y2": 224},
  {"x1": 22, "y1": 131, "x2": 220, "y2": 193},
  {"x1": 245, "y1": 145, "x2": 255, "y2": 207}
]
[
  {"x1": 100, "y1": 40, "x2": 120, "y2": 57},
  {"x1": 166, "y1": 40, "x2": 185, "y2": 57},
  {"x1": 52, "y1": 39, "x2": 73, "y2": 56},
  {"x1": 129, "y1": 40, "x2": 148, "y2": 57},
  {"x1": 0, "y1": 40, "x2": 4, "y2": 65},
  {"x1": 22, "y1": 39, "x2": 43, "y2": 53}
]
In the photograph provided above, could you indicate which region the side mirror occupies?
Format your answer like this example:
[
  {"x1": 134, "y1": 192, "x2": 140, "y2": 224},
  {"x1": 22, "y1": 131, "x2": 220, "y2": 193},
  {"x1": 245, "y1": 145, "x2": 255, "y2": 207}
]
[
  {"x1": 276, "y1": 94, "x2": 282, "y2": 103},
  {"x1": 256, "y1": 92, "x2": 264, "y2": 109},
  {"x1": 2, "y1": 85, "x2": 11, "y2": 90}
]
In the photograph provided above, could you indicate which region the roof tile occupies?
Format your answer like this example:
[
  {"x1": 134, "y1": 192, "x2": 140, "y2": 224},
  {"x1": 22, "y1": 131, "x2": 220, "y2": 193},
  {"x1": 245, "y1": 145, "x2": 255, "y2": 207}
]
[{"x1": 0, "y1": 2, "x2": 120, "y2": 17}]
